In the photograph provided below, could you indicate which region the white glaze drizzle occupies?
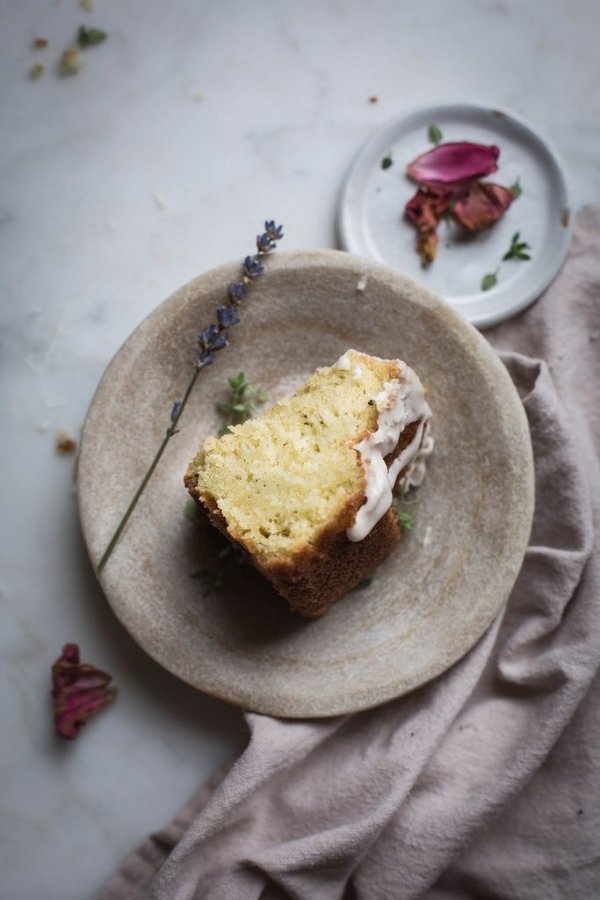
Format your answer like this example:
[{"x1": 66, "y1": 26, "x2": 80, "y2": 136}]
[
  {"x1": 335, "y1": 351, "x2": 352, "y2": 371},
  {"x1": 333, "y1": 352, "x2": 431, "y2": 542},
  {"x1": 398, "y1": 424, "x2": 434, "y2": 493}
]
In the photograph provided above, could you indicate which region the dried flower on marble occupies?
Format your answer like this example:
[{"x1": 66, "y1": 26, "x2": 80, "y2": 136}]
[
  {"x1": 51, "y1": 643, "x2": 117, "y2": 740},
  {"x1": 97, "y1": 220, "x2": 284, "y2": 573}
]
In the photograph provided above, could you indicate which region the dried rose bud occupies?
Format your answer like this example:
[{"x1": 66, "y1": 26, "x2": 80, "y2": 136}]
[
  {"x1": 405, "y1": 188, "x2": 451, "y2": 265},
  {"x1": 51, "y1": 643, "x2": 117, "y2": 740},
  {"x1": 406, "y1": 142, "x2": 499, "y2": 191},
  {"x1": 451, "y1": 181, "x2": 514, "y2": 232}
]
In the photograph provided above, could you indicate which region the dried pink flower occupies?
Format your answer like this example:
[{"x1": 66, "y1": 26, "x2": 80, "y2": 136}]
[
  {"x1": 406, "y1": 141, "x2": 500, "y2": 191},
  {"x1": 51, "y1": 643, "x2": 117, "y2": 740},
  {"x1": 404, "y1": 188, "x2": 451, "y2": 265},
  {"x1": 451, "y1": 181, "x2": 514, "y2": 232}
]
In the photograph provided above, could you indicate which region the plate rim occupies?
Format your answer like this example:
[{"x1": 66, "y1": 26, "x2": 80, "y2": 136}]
[
  {"x1": 78, "y1": 248, "x2": 535, "y2": 717},
  {"x1": 336, "y1": 101, "x2": 573, "y2": 329}
]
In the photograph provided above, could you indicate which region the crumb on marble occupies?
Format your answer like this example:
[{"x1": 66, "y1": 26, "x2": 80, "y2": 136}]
[
  {"x1": 193, "y1": 91, "x2": 204, "y2": 102},
  {"x1": 58, "y1": 47, "x2": 83, "y2": 76},
  {"x1": 368, "y1": 95, "x2": 378, "y2": 104},
  {"x1": 56, "y1": 430, "x2": 77, "y2": 454},
  {"x1": 80, "y1": 0, "x2": 95, "y2": 9},
  {"x1": 33, "y1": 38, "x2": 49, "y2": 49},
  {"x1": 153, "y1": 190, "x2": 168, "y2": 211},
  {"x1": 29, "y1": 63, "x2": 45, "y2": 80}
]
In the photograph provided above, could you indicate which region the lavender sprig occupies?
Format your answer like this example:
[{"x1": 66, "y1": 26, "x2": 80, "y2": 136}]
[{"x1": 96, "y1": 220, "x2": 284, "y2": 574}]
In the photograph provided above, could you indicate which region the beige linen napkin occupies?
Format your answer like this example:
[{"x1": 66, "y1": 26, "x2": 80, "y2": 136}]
[{"x1": 97, "y1": 207, "x2": 600, "y2": 900}]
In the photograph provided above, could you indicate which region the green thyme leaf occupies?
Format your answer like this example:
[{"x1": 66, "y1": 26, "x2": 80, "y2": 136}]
[
  {"x1": 78, "y1": 26, "x2": 107, "y2": 47},
  {"x1": 381, "y1": 155, "x2": 393, "y2": 170},
  {"x1": 509, "y1": 178, "x2": 522, "y2": 200},
  {"x1": 502, "y1": 231, "x2": 532, "y2": 261},
  {"x1": 352, "y1": 577, "x2": 373, "y2": 591},
  {"x1": 184, "y1": 499, "x2": 201, "y2": 521},
  {"x1": 428, "y1": 123, "x2": 443, "y2": 145},
  {"x1": 190, "y1": 541, "x2": 247, "y2": 592},
  {"x1": 216, "y1": 372, "x2": 267, "y2": 435},
  {"x1": 392, "y1": 497, "x2": 417, "y2": 533},
  {"x1": 481, "y1": 270, "x2": 499, "y2": 291},
  {"x1": 396, "y1": 510, "x2": 416, "y2": 533}
]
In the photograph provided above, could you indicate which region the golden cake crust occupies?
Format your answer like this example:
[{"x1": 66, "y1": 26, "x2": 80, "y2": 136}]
[{"x1": 185, "y1": 420, "x2": 419, "y2": 617}]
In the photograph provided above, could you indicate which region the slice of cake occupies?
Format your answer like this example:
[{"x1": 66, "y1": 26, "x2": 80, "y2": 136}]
[{"x1": 185, "y1": 350, "x2": 432, "y2": 618}]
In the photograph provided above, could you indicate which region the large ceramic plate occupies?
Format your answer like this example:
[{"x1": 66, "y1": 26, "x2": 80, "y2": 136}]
[
  {"x1": 78, "y1": 250, "x2": 534, "y2": 717},
  {"x1": 338, "y1": 104, "x2": 573, "y2": 328}
]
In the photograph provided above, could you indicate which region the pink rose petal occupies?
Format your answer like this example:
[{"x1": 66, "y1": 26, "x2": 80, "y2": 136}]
[
  {"x1": 51, "y1": 643, "x2": 117, "y2": 740},
  {"x1": 451, "y1": 181, "x2": 514, "y2": 231},
  {"x1": 406, "y1": 142, "x2": 500, "y2": 190}
]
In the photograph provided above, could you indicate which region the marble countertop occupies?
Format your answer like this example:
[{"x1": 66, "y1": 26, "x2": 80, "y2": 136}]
[{"x1": 1, "y1": 1, "x2": 599, "y2": 897}]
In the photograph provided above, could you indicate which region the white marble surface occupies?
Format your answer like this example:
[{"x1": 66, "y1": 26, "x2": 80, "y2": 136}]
[{"x1": 1, "y1": 1, "x2": 599, "y2": 897}]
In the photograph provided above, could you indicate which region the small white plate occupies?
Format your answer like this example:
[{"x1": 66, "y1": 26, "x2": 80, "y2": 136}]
[{"x1": 337, "y1": 104, "x2": 573, "y2": 328}]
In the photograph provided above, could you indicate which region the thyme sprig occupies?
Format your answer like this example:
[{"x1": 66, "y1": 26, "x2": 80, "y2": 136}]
[
  {"x1": 217, "y1": 372, "x2": 267, "y2": 436},
  {"x1": 96, "y1": 220, "x2": 284, "y2": 574},
  {"x1": 393, "y1": 496, "x2": 417, "y2": 533},
  {"x1": 190, "y1": 543, "x2": 247, "y2": 593},
  {"x1": 503, "y1": 231, "x2": 531, "y2": 261}
]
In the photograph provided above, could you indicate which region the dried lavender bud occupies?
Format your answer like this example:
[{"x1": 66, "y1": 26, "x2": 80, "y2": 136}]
[
  {"x1": 217, "y1": 305, "x2": 240, "y2": 328},
  {"x1": 256, "y1": 232, "x2": 276, "y2": 253},
  {"x1": 243, "y1": 256, "x2": 264, "y2": 279},
  {"x1": 264, "y1": 220, "x2": 284, "y2": 242},
  {"x1": 228, "y1": 282, "x2": 246, "y2": 302}
]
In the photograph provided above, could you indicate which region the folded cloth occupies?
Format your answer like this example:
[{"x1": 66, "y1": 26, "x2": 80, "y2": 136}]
[{"x1": 97, "y1": 208, "x2": 600, "y2": 900}]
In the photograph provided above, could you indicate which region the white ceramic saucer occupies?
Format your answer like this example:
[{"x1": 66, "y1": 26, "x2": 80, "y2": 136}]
[{"x1": 338, "y1": 104, "x2": 572, "y2": 328}]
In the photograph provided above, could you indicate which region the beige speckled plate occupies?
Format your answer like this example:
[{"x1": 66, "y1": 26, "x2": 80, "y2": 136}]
[{"x1": 78, "y1": 250, "x2": 534, "y2": 718}]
